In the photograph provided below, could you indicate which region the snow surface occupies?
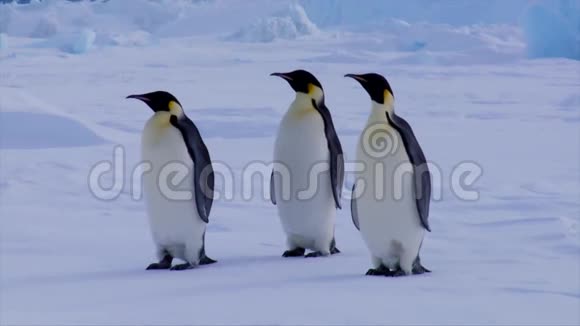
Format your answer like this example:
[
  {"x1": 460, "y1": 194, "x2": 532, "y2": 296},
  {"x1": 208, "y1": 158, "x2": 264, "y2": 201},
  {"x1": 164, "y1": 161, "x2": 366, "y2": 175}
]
[{"x1": 1, "y1": 0, "x2": 579, "y2": 325}]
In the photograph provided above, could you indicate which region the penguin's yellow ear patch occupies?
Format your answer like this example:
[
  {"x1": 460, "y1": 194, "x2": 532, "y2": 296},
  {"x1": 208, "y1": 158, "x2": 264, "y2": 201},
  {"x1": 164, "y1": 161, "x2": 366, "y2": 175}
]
[
  {"x1": 307, "y1": 83, "x2": 323, "y2": 99},
  {"x1": 168, "y1": 101, "x2": 183, "y2": 117},
  {"x1": 384, "y1": 90, "x2": 394, "y2": 106}
]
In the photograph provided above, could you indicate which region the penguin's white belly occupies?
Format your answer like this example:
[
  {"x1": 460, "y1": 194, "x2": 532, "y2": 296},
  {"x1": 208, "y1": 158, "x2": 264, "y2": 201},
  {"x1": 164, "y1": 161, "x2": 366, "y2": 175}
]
[
  {"x1": 141, "y1": 119, "x2": 205, "y2": 263},
  {"x1": 355, "y1": 129, "x2": 424, "y2": 269},
  {"x1": 273, "y1": 112, "x2": 335, "y2": 251}
]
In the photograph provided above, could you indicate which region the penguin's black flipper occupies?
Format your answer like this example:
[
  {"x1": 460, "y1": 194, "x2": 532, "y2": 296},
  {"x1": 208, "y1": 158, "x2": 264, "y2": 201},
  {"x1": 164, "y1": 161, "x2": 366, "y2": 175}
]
[
  {"x1": 270, "y1": 170, "x2": 276, "y2": 205},
  {"x1": 312, "y1": 99, "x2": 344, "y2": 210},
  {"x1": 386, "y1": 112, "x2": 431, "y2": 232},
  {"x1": 412, "y1": 256, "x2": 431, "y2": 274},
  {"x1": 170, "y1": 115, "x2": 214, "y2": 224},
  {"x1": 350, "y1": 184, "x2": 360, "y2": 230}
]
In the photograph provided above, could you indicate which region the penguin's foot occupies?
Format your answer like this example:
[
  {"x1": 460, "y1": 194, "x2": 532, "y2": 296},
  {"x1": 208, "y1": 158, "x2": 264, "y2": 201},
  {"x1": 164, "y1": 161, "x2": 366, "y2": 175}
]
[
  {"x1": 305, "y1": 251, "x2": 328, "y2": 258},
  {"x1": 282, "y1": 247, "x2": 305, "y2": 257},
  {"x1": 412, "y1": 256, "x2": 431, "y2": 275},
  {"x1": 199, "y1": 255, "x2": 217, "y2": 265},
  {"x1": 329, "y1": 238, "x2": 340, "y2": 255},
  {"x1": 146, "y1": 255, "x2": 172, "y2": 270},
  {"x1": 146, "y1": 262, "x2": 171, "y2": 270},
  {"x1": 170, "y1": 263, "x2": 195, "y2": 271},
  {"x1": 412, "y1": 263, "x2": 431, "y2": 275},
  {"x1": 365, "y1": 265, "x2": 390, "y2": 276},
  {"x1": 387, "y1": 268, "x2": 408, "y2": 277}
]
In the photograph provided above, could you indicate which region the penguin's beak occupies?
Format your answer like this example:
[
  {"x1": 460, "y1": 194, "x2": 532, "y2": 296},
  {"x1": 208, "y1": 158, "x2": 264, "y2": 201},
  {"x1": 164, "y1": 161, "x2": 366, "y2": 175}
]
[
  {"x1": 344, "y1": 74, "x2": 366, "y2": 83},
  {"x1": 270, "y1": 72, "x2": 293, "y2": 82},
  {"x1": 126, "y1": 94, "x2": 151, "y2": 102}
]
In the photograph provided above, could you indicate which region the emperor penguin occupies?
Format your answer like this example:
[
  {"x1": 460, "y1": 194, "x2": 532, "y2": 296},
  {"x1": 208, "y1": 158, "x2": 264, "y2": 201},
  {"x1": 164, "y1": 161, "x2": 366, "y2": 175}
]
[
  {"x1": 270, "y1": 70, "x2": 344, "y2": 258},
  {"x1": 345, "y1": 73, "x2": 431, "y2": 276},
  {"x1": 127, "y1": 91, "x2": 216, "y2": 270}
]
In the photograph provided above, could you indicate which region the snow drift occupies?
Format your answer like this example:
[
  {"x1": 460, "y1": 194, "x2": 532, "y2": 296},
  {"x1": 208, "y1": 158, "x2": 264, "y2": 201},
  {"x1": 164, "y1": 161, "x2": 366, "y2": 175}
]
[
  {"x1": 0, "y1": 0, "x2": 288, "y2": 50},
  {"x1": 299, "y1": 0, "x2": 578, "y2": 61},
  {"x1": 299, "y1": 0, "x2": 531, "y2": 27},
  {"x1": 0, "y1": 0, "x2": 578, "y2": 59},
  {"x1": 227, "y1": 4, "x2": 318, "y2": 43},
  {"x1": 521, "y1": 1, "x2": 580, "y2": 60}
]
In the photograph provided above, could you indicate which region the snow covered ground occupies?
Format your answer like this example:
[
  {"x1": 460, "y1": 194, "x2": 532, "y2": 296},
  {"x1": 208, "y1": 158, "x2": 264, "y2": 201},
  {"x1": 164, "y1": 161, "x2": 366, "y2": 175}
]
[{"x1": 0, "y1": 1, "x2": 579, "y2": 325}]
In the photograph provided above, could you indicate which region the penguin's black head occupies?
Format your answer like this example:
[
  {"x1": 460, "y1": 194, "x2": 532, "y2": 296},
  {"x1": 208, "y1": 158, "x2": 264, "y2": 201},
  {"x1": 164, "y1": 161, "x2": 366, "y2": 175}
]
[
  {"x1": 127, "y1": 91, "x2": 183, "y2": 116},
  {"x1": 270, "y1": 69, "x2": 324, "y2": 96},
  {"x1": 345, "y1": 73, "x2": 394, "y2": 105}
]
